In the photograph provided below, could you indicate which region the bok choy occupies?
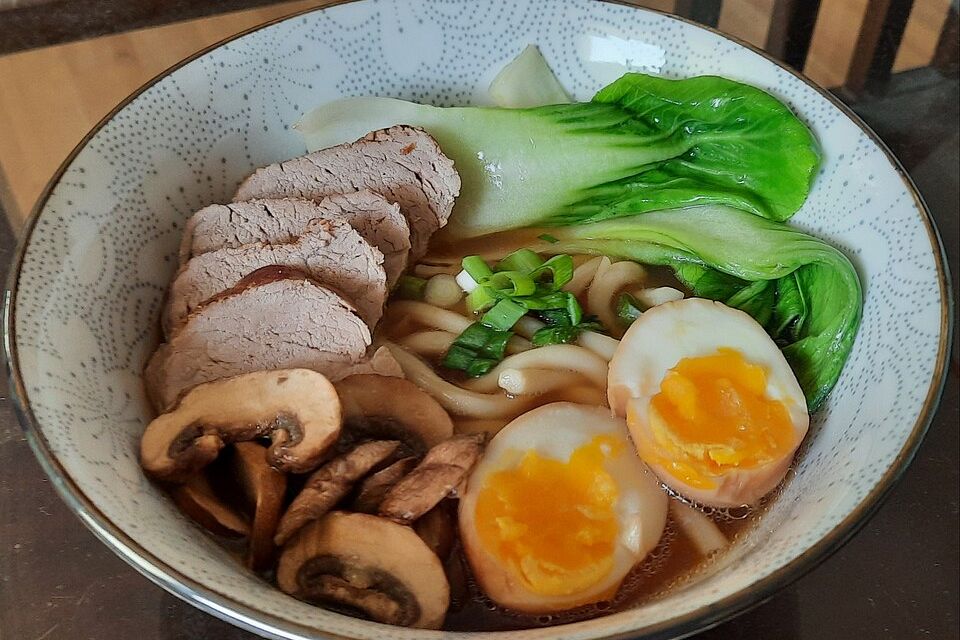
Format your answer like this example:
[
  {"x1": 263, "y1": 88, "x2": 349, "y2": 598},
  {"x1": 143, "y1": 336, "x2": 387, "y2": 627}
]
[
  {"x1": 522, "y1": 205, "x2": 862, "y2": 411},
  {"x1": 297, "y1": 73, "x2": 820, "y2": 238}
]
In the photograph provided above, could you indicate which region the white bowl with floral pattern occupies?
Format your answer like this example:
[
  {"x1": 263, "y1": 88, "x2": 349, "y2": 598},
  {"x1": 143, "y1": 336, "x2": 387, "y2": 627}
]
[{"x1": 3, "y1": 1, "x2": 951, "y2": 639}]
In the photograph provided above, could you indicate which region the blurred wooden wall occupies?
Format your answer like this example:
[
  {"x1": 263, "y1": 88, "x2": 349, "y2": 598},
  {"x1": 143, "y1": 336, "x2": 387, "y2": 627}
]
[{"x1": 0, "y1": 0, "x2": 953, "y2": 230}]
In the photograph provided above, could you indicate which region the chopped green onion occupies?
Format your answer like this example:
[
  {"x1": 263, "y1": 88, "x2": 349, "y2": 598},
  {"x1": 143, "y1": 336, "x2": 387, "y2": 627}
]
[
  {"x1": 566, "y1": 292, "x2": 583, "y2": 326},
  {"x1": 516, "y1": 291, "x2": 570, "y2": 310},
  {"x1": 480, "y1": 328, "x2": 512, "y2": 360},
  {"x1": 482, "y1": 299, "x2": 527, "y2": 330},
  {"x1": 461, "y1": 256, "x2": 494, "y2": 281},
  {"x1": 453, "y1": 323, "x2": 495, "y2": 351},
  {"x1": 442, "y1": 323, "x2": 513, "y2": 375},
  {"x1": 617, "y1": 293, "x2": 644, "y2": 326},
  {"x1": 487, "y1": 271, "x2": 536, "y2": 297},
  {"x1": 395, "y1": 275, "x2": 427, "y2": 300},
  {"x1": 465, "y1": 358, "x2": 498, "y2": 377},
  {"x1": 537, "y1": 233, "x2": 559, "y2": 244},
  {"x1": 441, "y1": 344, "x2": 477, "y2": 371},
  {"x1": 530, "y1": 254, "x2": 575, "y2": 290},
  {"x1": 531, "y1": 326, "x2": 580, "y2": 346},
  {"x1": 538, "y1": 308, "x2": 572, "y2": 326},
  {"x1": 496, "y1": 248, "x2": 544, "y2": 274},
  {"x1": 466, "y1": 285, "x2": 498, "y2": 313}
]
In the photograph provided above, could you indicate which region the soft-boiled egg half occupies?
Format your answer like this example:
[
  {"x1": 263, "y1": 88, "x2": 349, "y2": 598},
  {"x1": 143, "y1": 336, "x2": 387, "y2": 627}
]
[
  {"x1": 458, "y1": 403, "x2": 667, "y2": 613},
  {"x1": 608, "y1": 298, "x2": 809, "y2": 508}
]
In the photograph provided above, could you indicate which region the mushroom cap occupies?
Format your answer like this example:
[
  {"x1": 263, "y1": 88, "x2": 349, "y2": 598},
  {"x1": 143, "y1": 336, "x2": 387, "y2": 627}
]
[
  {"x1": 277, "y1": 512, "x2": 450, "y2": 629},
  {"x1": 352, "y1": 456, "x2": 419, "y2": 514},
  {"x1": 413, "y1": 503, "x2": 455, "y2": 562},
  {"x1": 171, "y1": 473, "x2": 249, "y2": 538},
  {"x1": 230, "y1": 442, "x2": 287, "y2": 571},
  {"x1": 141, "y1": 369, "x2": 341, "y2": 482},
  {"x1": 334, "y1": 375, "x2": 453, "y2": 453}
]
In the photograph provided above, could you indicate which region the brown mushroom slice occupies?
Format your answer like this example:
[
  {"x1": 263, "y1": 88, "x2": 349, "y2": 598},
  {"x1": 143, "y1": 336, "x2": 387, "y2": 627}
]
[
  {"x1": 171, "y1": 473, "x2": 249, "y2": 538},
  {"x1": 334, "y1": 375, "x2": 454, "y2": 454},
  {"x1": 277, "y1": 512, "x2": 450, "y2": 629},
  {"x1": 274, "y1": 440, "x2": 400, "y2": 545},
  {"x1": 352, "y1": 456, "x2": 419, "y2": 514},
  {"x1": 229, "y1": 442, "x2": 287, "y2": 571},
  {"x1": 378, "y1": 433, "x2": 486, "y2": 524},
  {"x1": 413, "y1": 503, "x2": 455, "y2": 561},
  {"x1": 140, "y1": 369, "x2": 341, "y2": 482}
]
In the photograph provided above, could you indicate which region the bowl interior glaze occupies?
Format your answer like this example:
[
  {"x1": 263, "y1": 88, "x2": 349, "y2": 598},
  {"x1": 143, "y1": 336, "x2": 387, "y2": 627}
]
[{"x1": 5, "y1": 1, "x2": 950, "y2": 639}]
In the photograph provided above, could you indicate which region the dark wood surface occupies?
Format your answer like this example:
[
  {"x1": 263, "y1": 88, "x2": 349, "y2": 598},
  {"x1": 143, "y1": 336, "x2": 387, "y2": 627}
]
[{"x1": 0, "y1": 0, "x2": 290, "y2": 54}]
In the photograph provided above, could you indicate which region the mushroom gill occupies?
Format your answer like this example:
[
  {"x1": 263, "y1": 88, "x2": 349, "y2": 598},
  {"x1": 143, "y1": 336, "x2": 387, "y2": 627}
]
[
  {"x1": 352, "y1": 456, "x2": 420, "y2": 514},
  {"x1": 140, "y1": 369, "x2": 341, "y2": 482},
  {"x1": 274, "y1": 440, "x2": 400, "y2": 545},
  {"x1": 379, "y1": 433, "x2": 486, "y2": 524},
  {"x1": 277, "y1": 512, "x2": 450, "y2": 629}
]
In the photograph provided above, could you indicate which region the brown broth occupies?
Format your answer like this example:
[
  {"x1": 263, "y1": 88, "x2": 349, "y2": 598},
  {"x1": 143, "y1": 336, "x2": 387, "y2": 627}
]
[{"x1": 444, "y1": 496, "x2": 764, "y2": 631}]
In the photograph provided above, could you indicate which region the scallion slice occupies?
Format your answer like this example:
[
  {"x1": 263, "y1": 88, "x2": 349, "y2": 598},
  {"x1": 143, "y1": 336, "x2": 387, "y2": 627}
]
[
  {"x1": 395, "y1": 275, "x2": 428, "y2": 300},
  {"x1": 617, "y1": 293, "x2": 644, "y2": 326},
  {"x1": 461, "y1": 255, "x2": 494, "y2": 281},
  {"x1": 481, "y1": 299, "x2": 527, "y2": 331},
  {"x1": 496, "y1": 248, "x2": 544, "y2": 274},
  {"x1": 530, "y1": 254, "x2": 575, "y2": 290},
  {"x1": 487, "y1": 271, "x2": 536, "y2": 297}
]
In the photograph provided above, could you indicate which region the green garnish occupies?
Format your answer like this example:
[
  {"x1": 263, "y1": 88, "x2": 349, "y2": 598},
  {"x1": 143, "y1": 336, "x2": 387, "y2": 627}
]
[
  {"x1": 395, "y1": 275, "x2": 427, "y2": 300},
  {"x1": 616, "y1": 293, "x2": 644, "y2": 326},
  {"x1": 444, "y1": 250, "x2": 604, "y2": 376}
]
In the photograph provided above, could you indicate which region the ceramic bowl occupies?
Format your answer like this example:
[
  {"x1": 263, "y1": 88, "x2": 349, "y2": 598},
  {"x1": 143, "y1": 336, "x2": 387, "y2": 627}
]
[{"x1": 3, "y1": 1, "x2": 952, "y2": 638}]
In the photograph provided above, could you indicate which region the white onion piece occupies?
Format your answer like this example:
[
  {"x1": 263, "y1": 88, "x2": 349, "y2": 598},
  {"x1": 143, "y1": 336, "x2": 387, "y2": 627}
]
[{"x1": 424, "y1": 274, "x2": 463, "y2": 308}]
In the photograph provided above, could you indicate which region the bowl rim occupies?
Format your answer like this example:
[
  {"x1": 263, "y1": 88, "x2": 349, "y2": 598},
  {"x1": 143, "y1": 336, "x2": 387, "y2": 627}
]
[{"x1": 2, "y1": 1, "x2": 954, "y2": 639}]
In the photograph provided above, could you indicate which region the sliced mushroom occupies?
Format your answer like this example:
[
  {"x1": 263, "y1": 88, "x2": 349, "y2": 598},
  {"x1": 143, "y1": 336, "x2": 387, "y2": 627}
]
[
  {"x1": 274, "y1": 440, "x2": 400, "y2": 545},
  {"x1": 229, "y1": 442, "x2": 287, "y2": 571},
  {"x1": 140, "y1": 369, "x2": 341, "y2": 482},
  {"x1": 413, "y1": 503, "x2": 455, "y2": 561},
  {"x1": 277, "y1": 512, "x2": 450, "y2": 629},
  {"x1": 352, "y1": 456, "x2": 420, "y2": 514},
  {"x1": 171, "y1": 473, "x2": 249, "y2": 538},
  {"x1": 378, "y1": 433, "x2": 486, "y2": 524},
  {"x1": 334, "y1": 375, "x2": 454, "y2": 455}
]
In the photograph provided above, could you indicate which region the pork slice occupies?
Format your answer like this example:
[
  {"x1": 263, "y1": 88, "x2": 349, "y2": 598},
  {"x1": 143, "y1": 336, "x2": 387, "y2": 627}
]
[
  {"x1": 145, "y1": 267, "x2": 372, "y2": 411},
  {"x1": 180, "y1": 193, "x2": 410, "y2": 289},
  {"x1": 233, "y1": 125, "x2": 460, "y2": 258},
  {"x1": 164, "y1": 218, "x2": 386, "y2": 336}
]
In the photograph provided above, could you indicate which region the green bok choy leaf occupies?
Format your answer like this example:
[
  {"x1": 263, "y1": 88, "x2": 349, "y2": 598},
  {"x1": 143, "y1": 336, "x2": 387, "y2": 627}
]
[
  {"x1": 297, "y1": 73, "x2": 820, "y2": 239},
  {"x1": 523, "y1": 205, "x2": 862, "y2": 412}
]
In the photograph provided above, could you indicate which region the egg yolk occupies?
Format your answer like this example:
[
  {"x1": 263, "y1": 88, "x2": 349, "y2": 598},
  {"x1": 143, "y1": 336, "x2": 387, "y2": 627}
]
[
  {"x1": 474, "y1": 436, "x2": 622, "y2": 597},
  {"x1": 636, "y1": 348, "x2": 795, "y2": 489}
]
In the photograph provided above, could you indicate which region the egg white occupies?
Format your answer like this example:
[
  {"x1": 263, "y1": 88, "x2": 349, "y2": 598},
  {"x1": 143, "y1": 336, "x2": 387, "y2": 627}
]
[
  {"x1": 458, "y1": 402, "x2": 668, "y2": 613},
  {"x1": 608, "y1": 298, "x2": 810, "y2": 507}
]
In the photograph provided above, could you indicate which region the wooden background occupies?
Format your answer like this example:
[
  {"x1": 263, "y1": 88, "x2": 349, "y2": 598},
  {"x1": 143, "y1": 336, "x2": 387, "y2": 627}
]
[{"x1": 0, "y1": 0, "x2": 951, "y2": 231}]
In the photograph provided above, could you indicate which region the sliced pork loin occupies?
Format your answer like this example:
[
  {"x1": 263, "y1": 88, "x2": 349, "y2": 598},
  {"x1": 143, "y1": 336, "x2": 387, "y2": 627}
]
[
  {"x1": 164, "y1": 218, "x2": 387, "y2": 336},
  {"x1": 233, "y1": 125, "x2": 460, "y2": 258},
  {"x1": 179, "y1": 193, "x2": 410, "y2": 289},
  {"x1": 145, "y1": 266, "x2": 372, "y2": 411}
]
